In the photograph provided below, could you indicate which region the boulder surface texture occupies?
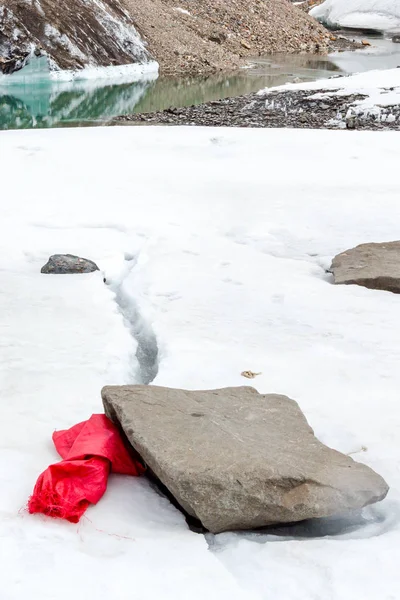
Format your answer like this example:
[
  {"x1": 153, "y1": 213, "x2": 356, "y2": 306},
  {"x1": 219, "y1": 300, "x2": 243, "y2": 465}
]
[
  {"x1": 41, "y1": 254, "x2": 99, "y2": 274},
  {"x1": 102, "y1": 385, "x2": 389, "y2": 533},
  {"x1": 331, "y1": 241, "x2": 400, "y2": 293}
]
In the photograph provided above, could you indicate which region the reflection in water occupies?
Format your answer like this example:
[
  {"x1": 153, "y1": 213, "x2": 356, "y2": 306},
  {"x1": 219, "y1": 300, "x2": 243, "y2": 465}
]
[
  {"x1": 0, "y1": 58, "x2": 341, "y2": 130},
  {"x1": 0, "y1": 37, "x2": 398, "y2": 130},
  {"x1": 133, "y1": 54, "x2": 342, "y2": 114},
  {"x1": 329, "y1": 35, "x2": 400, "y2": 72},
  {"x1": 0, "y1": 78, "x2": 154, "y2": 130}
]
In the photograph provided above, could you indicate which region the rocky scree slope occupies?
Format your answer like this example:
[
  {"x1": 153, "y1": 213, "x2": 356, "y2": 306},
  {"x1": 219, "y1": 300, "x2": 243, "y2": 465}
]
[
  {"x1": 1, "y1": 0, "x2": 330, "y2": 77},
  {"x1": 122, "y1": 0, "x2": 331, "y2": 75}
]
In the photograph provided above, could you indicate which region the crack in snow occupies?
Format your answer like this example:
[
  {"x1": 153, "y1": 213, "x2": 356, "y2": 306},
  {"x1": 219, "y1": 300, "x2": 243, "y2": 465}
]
[{"x1": 107, "y1": 255, "x2": 159, "y2": 385}]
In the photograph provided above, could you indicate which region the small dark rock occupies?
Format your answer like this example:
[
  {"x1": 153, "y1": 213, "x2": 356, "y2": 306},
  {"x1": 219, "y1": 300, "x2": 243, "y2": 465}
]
[
  {"x1": 392, "y1": 35, "x2": 400, "y2": 44},
  {"x1": 208, "y1": 31, "x2": 227, "y2": 44},
  {"x1": 41, "y1": 254, "x2": 99, "y2": 274}
]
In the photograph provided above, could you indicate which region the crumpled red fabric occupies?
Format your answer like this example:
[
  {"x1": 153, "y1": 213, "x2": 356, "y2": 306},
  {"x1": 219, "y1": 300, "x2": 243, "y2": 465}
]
[{"x1": 28, "y1": 414, "x2": 144, "y2": 522}]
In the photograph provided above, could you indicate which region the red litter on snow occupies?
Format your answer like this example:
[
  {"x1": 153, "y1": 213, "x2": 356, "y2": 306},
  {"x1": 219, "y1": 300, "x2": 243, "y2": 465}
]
[{"x1": 28, "y1": 414, "x2": 145, "y2": 522}]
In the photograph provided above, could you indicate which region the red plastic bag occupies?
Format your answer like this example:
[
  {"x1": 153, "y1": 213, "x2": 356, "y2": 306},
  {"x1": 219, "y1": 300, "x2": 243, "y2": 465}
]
[{"x1": 28, "y1": 414, "x2": 144, "y2": 522}]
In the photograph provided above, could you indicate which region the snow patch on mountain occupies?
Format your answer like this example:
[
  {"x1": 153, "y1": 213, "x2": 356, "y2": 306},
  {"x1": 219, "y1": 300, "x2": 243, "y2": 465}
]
[{"x1": 311, "y1": 0, "x2": 400, "y2": 32}]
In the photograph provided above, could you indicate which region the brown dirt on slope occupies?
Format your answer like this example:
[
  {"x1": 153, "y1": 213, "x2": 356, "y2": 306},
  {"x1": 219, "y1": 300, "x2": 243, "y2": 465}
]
[{"x1": 123, "y1": 0, "x2": 331, "y2": 76}]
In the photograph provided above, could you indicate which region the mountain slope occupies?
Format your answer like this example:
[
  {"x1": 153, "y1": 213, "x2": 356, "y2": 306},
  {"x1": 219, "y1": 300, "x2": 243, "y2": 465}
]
[
  {"x1": 1, "y1": 0, "x2": 330, "y2": 77},
  {"x1": 0, "y1": 0, "x2": 152, "y2": 75},
  {"x1": 124, "y1": 0, "x2": 330, "y2": 75}
]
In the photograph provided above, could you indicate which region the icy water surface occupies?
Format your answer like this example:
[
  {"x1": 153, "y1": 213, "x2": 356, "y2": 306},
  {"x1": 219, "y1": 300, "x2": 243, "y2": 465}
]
[{"x1": 0, "y1": 36, "x2": 398, "y2": 130}]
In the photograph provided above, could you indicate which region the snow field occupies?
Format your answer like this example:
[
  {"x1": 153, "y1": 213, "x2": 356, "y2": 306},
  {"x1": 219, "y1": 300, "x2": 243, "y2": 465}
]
[{"x1": 1, "y1": 125, "x2": 400, "y2": 599}]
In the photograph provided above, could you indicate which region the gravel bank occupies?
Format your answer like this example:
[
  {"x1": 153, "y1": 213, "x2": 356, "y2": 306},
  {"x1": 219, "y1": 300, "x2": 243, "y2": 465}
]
[{"x1": 113, "y1": 87, "x2": 400, "y2": 130}]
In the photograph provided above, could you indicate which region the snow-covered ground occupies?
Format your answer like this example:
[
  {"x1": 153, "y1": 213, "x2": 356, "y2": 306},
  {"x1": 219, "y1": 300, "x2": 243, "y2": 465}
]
[
  {"x1": 1, "y1": 125, "x2": 400, "y2": 599},
  {"x1": 311, "y1": 0, "x2": 400, "y2": 33},
  {"x1": 263, "y1": 67, "x2": 400, "y2": 125}
]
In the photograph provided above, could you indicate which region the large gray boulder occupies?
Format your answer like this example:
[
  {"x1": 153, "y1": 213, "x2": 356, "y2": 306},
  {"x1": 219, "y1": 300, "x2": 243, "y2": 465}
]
[
  {"x1": 331, "y1": 241, "x2": 400, "y2": 293},
  {"x1": 41, "y1": 254, "x2": 99, "y2": 274},
  {"x1": 102, "y1": 385, "x2": 389, "y2": 533}
]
